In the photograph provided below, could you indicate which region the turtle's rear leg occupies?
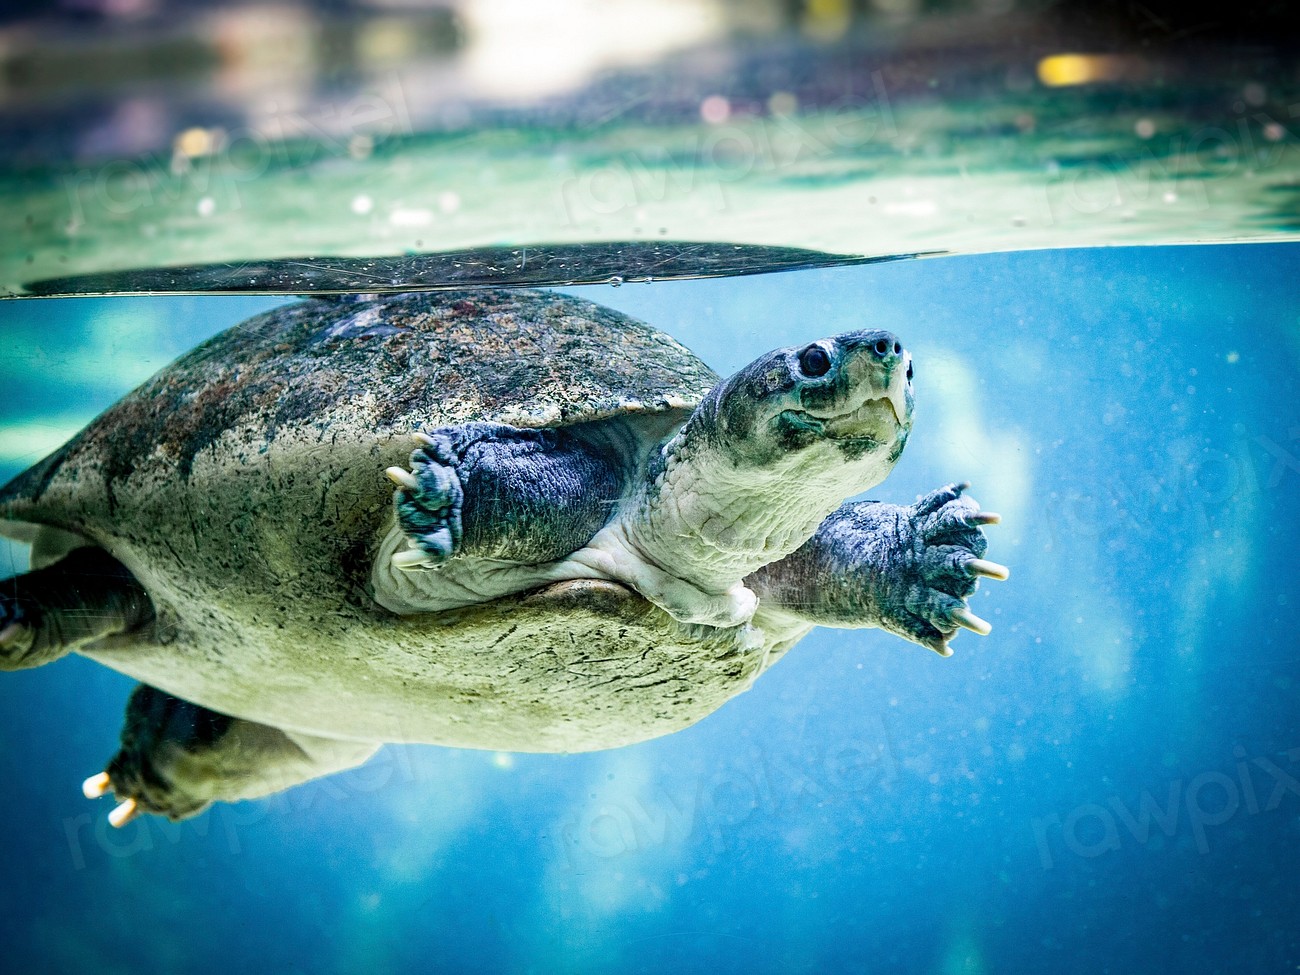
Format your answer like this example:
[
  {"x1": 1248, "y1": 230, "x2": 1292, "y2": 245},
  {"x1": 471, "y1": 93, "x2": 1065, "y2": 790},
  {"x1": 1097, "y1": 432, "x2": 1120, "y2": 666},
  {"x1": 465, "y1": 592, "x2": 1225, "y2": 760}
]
[
  {"x1": 86, "y1": 684, "x2": 380, "y2": 824},
  {"x1": 0, "y1": 547, "x2": 153, "y2": 670}
]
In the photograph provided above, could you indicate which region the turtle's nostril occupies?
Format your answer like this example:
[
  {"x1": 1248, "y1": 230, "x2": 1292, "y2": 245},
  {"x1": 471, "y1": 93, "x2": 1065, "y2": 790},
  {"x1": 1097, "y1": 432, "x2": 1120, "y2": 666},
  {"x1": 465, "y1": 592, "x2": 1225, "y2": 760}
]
[
  {"x1": 874, "y1": 338, "x2": 890, "y2": 356},
  {"x1": 893, "y1": 341, "x2": 902, "y2": 355},
  {"x1": 907, "y1": 361, "x2": 914, "y2": 381}
]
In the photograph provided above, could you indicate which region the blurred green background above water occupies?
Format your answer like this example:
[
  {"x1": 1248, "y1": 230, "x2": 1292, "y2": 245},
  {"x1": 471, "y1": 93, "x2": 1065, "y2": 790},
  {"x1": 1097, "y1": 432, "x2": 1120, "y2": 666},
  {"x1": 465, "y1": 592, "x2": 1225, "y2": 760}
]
[{"x1": 2, "y1": 0, "x2": 1298, "y2": 296}]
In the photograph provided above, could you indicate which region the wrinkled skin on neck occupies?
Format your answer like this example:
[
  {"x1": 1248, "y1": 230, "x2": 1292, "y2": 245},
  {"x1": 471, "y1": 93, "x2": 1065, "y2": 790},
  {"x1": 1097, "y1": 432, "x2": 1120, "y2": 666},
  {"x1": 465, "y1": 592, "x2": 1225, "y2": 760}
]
[{"x1": 624, "y1": 329, "x2": 913, "y2": 594}]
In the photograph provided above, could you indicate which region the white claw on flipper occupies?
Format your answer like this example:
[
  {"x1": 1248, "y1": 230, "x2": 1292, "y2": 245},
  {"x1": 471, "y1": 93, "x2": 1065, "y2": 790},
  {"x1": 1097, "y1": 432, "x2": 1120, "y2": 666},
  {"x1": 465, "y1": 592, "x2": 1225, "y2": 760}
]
[
  {"x1": 82, "y1": 772, "x2": 111, "y2": 799},
  {"x1": 108, "y1": 798, "x2": 139, "y2": 829},
  {"x1": 385, "y1": 466, "x2": 419, "y2": 490},
  {"x1": 392, "y1": 548, "x2": 436, "y2": 571},
  {"x1": 975, "y1": 511, "x2": 1002, "y2": 525},
  {"x1": 952, "y1": 607, "x2": 993, "y2": 636},
  {"x1": 412, "y1": 431, "x2": 437, "y2": 447},
  {"x1": 969, "y1": 558, "x2": 1010, "y2": 581}
]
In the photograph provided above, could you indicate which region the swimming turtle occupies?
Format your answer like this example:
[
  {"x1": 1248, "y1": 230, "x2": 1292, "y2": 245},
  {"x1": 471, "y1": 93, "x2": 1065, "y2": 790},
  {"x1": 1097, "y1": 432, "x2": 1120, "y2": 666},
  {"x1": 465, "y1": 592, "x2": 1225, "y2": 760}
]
[{"x1": 0, "y1": 289, "x2": 1006, "y2": 825}]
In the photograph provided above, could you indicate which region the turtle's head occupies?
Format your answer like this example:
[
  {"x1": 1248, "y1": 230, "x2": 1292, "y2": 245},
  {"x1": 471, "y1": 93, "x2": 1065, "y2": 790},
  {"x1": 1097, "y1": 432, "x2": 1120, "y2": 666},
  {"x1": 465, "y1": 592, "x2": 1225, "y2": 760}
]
[
  {"x1": 707, "y1": 329, "x2": 914, "y2": 475},
  {"x1": 635, "y1": 330, "x2": 915, "y2": 582}
]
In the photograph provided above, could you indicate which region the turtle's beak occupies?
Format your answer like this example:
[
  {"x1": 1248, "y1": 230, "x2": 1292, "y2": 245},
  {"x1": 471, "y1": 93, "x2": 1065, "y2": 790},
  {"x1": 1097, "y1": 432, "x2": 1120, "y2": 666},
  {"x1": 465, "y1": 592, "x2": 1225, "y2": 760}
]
[
  {"x1": 884, "y1": 351, "x2": 911, "y2": 429},
  {"x1": 785, "y1": 330, "x2": 912, "y2": 441},
  {"x1": 823, "y1": 330, "x2": 911, "y2": 431}
]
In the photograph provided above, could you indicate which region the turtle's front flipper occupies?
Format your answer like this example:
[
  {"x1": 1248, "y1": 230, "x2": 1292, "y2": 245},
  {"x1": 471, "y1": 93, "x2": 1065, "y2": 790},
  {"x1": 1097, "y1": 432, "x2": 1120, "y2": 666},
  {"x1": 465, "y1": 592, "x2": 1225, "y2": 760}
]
[
  {"x1": 85, "y1": 684, "x2": 380, "y2": 824},
  {"x1": 0, "y1": 547, "x2": 153, "y2": 671},
  {"x1": 747, "y1": 484, "x2": 1008, "y2": 656},
  {"x1": 387, "y1": 424, "x2": 626, "y2": 567},
  {"x1": 373, "y1": 422, "x2": 634, "y2": 614}
]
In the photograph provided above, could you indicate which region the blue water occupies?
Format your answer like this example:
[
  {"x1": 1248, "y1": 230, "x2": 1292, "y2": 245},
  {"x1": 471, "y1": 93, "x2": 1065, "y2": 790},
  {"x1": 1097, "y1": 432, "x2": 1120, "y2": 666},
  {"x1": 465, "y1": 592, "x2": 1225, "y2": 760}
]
[{"x1": 1, "y1": 243, "x2": 1297, "y2": 973}]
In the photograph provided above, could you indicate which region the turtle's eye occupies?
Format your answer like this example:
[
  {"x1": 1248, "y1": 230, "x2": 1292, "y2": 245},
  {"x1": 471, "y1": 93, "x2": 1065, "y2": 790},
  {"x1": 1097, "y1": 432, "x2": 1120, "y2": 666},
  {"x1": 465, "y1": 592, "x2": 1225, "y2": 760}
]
[{"x1": 798, "y1": 345, "x2": 832, "y2": 378}]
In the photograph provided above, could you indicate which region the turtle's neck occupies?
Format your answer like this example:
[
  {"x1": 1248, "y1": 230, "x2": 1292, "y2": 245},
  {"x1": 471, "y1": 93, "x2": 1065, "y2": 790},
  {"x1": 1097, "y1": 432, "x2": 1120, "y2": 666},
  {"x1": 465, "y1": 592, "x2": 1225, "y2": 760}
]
[{"x1": 624, "y1": 408, "x2": 844, "y2": 593}]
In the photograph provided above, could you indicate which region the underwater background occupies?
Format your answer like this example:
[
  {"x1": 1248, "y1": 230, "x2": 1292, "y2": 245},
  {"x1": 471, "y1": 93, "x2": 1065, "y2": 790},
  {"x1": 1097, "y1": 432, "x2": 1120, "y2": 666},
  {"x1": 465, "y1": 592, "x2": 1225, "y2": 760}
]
[{"x1": 1, "y1": 241, "x2": 1298, "y2": 973}]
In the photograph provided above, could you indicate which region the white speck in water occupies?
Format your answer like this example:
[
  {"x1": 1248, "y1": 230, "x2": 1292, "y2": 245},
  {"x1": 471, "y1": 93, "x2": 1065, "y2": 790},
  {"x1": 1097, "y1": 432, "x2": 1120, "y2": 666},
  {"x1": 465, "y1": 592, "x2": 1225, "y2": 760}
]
[
  {"x1": 1226, "y1": 350, "x2": 1240, "y2": 363},
  {"x1": 1163, "y1": 191, "x2": 1178, "y2": 203},
  {"x1": 1135, "y1": 118, "x2": 1156, "y2": 139},
  {"x1": 351, "y1": 194, "x2": 373, "y2": 215},
  {"x1": 438, "y1": 191, "x2": 461, "y2": 214},
  {"x1": 700, "y1": 94, "x2": 730, "y2": 124},
  {"x1": 197, "y1": 196, "x2": 215, "y2": 217}
]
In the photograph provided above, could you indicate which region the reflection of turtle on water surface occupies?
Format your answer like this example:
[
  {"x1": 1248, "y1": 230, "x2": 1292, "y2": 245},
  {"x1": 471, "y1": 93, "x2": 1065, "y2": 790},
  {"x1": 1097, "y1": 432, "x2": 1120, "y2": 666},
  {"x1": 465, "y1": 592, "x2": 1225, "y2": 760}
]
[{"x1": 0, "y1": 289, "x2": 1006, "y2": 824}]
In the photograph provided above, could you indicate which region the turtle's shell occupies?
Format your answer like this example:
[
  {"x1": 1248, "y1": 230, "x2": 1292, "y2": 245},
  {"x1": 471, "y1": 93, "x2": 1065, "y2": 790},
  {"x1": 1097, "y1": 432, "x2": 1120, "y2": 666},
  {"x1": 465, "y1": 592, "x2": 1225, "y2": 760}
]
[
  {"x1": 0, "y1": 290, "x2": 800, "y2": 751},
  {"x1": 1, "y1": 289, "x2": 716, "y2": 536}
]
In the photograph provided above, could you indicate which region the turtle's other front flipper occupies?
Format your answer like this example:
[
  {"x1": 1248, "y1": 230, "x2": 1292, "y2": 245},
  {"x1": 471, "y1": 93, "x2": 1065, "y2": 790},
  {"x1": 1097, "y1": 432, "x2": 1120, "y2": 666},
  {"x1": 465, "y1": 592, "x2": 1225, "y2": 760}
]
[
  {"x1": 0, "y1": 547, "x2": 153, "y2": 671},
  {"x1": 85, "y1": 684, "x2": 380, "y2": 824},
  {"x1": 748, "y1": 484, "x2": 1007, "y2": 656}
]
